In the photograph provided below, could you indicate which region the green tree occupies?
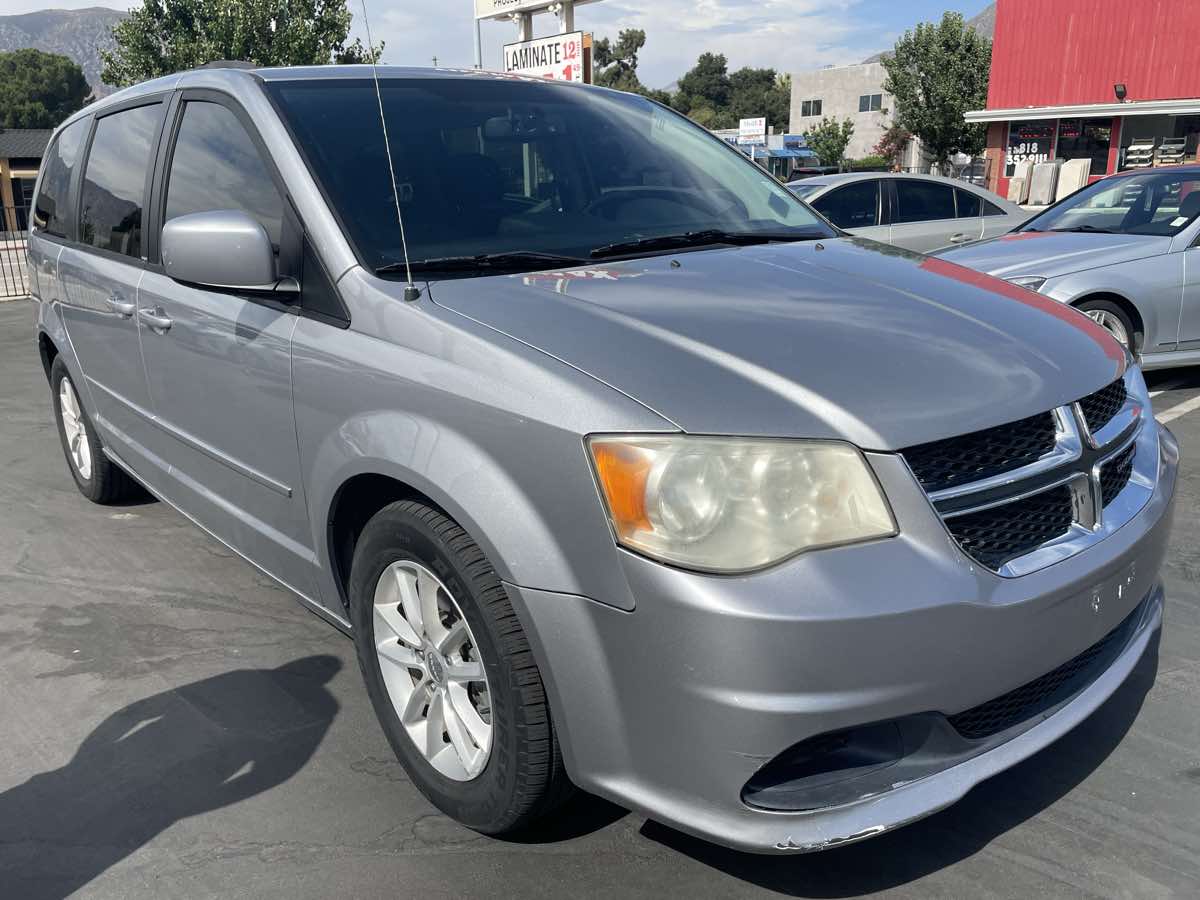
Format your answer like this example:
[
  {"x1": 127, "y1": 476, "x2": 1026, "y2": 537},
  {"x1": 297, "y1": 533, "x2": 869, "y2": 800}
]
[
  {"x1": 728, "y1": 67, "x2": 790, "y2": 131},
  {"x1": 880, "y1": 11, "x2": 991, "y2": 165},
  {"x1": 101, "y1": 0, "x2": 380, "y2": 88},
  {"x1": 803, "y1": 116, "x2": 855, "y2": 167},
  {"x1": 0, "y1": 49, "x2": 91, "y2": 129},
  {"x1": 592, "y1": 29, "x2": 672, "y2": 104},
  {"x1": 673, "y1": 52, "x2": 732, "y2": 127},
  {"x1": 873, "y1": 122, "x2": 912, "y2": 168}
]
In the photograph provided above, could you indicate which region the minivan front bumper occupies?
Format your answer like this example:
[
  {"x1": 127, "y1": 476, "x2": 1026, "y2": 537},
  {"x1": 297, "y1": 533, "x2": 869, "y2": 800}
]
[{"x1": 508, "y1": 424, "x2": 1177, "y2": 853}]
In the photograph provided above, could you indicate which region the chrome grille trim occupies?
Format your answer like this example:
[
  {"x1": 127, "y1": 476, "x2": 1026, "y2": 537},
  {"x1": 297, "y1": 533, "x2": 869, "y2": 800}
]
[{"x1": 905, "y1": 367, "x2": 1158, "y2": 578}]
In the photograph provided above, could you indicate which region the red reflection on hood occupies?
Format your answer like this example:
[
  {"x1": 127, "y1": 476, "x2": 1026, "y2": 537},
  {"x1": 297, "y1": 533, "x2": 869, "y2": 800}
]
[{"x1": 918, "y1": 256, "x2": 1124, "y2": 364}]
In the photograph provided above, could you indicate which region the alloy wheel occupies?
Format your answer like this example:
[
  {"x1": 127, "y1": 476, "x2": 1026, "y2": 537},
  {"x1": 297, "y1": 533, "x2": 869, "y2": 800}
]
[
  {"x1": 1084, "y1": 308, "x2": 1131, "y2": 348},
  {"x1": 372, "y1": 560, "x2": 492, "y2": 781},
  {"x1": 59, "y1": 376, "x2": 92, "y2": 480}
]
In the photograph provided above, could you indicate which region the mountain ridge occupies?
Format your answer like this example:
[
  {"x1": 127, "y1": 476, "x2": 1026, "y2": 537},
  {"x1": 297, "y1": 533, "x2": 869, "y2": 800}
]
[{"x1": 0, "y1": 7, "x2": 127, "y2": 97}]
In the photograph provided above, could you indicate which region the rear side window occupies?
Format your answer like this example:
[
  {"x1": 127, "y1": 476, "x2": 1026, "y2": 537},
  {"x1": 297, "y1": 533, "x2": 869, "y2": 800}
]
[
  {"x1": 80, "y1": 103, "x2": 163, "y2": 258},
  {"x1": 812, "y1": 181, "x2": 879, "y2": 228},
  {"x1": 165, "y1": 101, "x2": 283, "y2": 247},
  {"x1": 955, "y1": 188, "x2": 981, "y2": 218},
  {"x1": 894, "y1": 180, "x2": 956, "y2": 223},
  {"x1": 32, "y1": 118, "x2": 88, "y2": 239},
  {"x1": 982, "y1": 200, "x2": 1007, "y2": 217}
]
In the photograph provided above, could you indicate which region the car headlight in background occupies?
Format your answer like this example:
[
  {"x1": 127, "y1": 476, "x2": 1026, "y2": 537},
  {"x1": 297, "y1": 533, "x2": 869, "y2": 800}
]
[
  {"x1": 1005, "y1": 275, "x2": 1047, "y2": 292},
  {"x1": 588, "y1": 435, "x2": 896, "y2": 572}
]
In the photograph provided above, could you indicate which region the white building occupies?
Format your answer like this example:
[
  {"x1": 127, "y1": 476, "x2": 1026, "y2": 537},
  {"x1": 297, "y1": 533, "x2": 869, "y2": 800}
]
[{"x1": 789, "y1": 62, "x2": 920, "y2": 165}]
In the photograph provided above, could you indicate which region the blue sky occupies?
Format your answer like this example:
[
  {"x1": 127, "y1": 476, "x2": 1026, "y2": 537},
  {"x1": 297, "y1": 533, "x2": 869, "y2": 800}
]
[{"x1": 3, "y1": 1, "x2": 992, "y2": 88}]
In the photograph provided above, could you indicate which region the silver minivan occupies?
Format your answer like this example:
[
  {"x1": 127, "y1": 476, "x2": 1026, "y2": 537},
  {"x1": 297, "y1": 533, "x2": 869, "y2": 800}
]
[{"x1": 29, "y1": 65, "x2": 1176, "y2": 853}]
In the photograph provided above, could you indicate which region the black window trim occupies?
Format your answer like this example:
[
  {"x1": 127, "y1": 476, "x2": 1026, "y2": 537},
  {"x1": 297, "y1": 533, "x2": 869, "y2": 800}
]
[
  {"x1": 73, "y1": 93, "x2": 171, "y2": 271},
  {"x1": 150, "y1": 85, "x2": 350, "y2": 327}
]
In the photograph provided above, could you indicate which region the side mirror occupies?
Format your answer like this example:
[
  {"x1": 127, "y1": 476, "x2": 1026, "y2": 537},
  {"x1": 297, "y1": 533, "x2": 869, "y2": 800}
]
[{"x1": 162, "y1": 210, "x2": 288, "y2": 292}]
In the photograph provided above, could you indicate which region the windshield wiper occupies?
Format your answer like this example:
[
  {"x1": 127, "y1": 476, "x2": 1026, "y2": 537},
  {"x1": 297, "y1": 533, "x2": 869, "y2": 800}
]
[
  {"x1": 589, "y1": 229, "x2": 823, "y2": 259},
  {"x1": 376, "y1": 250, "x2": 587, "y2": 275},
  {"x1": 1047, "y1": 225, "x2": 1117, "y2": 234}
]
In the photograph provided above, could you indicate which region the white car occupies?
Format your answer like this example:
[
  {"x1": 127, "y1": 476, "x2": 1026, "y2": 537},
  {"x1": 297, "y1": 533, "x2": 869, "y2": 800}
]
[{"x1": 789, "y1": 172, "x2": 1029, "y2": 252}]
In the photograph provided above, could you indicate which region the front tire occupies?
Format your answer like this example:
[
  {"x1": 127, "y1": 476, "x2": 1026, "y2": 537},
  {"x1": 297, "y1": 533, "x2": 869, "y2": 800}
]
[
  {"x1": 1077, "y1": 298, "x2": 1136, "y2": 351},
  {"x1": 349, "y1": 500, "x2": 572, "y2": 833},
  {"x1": 50, "y1": 356, "x2": 140, "y2": 504}
]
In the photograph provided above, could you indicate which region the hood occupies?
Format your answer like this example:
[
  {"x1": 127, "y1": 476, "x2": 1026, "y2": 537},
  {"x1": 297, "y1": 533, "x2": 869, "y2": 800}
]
[
  {"x1": 936, "y1": 229, "x2": 1169, "y2": 279},
  {"x1": 427, "y1": 238, "x2": 1124, "y2": 450}
]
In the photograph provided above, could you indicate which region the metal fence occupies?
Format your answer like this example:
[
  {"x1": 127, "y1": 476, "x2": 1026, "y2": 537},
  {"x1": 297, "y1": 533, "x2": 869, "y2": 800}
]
[
  {"x1": 1, "y1": 204, "x2": 31, "y2": 299},
  {"x1": 901, "y1": 157, "x2": 993, "y2": 187}
]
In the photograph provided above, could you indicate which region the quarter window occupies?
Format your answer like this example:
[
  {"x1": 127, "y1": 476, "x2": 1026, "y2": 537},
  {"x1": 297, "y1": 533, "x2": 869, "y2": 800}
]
[
  {"x1": 894, "y1": 180, "x2": 956, "y2": 224},
  {"x1": 32, "y1": 118, "x2": 89, "y2": 239},
  {"x1": 79, "y1": 103, "x2": 163, "y2": 258},
  {"x1": 812, "y1": 181, "x2": 879, "y2": 228},
  {"x1": 165, "y1": 101, "x2": 283, "y2": 246}
]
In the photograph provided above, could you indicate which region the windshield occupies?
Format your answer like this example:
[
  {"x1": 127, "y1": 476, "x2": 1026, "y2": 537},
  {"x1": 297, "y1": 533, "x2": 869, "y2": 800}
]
[
  {"x1": 1021, "y1": 169, "x2": 1200, "y2": 237},
  {"x1": 267, "y1": 77, "x2": 831, "y2": 274},
  {"x1": 787, "y1": 182, "x2": 823, "y2": 199}
]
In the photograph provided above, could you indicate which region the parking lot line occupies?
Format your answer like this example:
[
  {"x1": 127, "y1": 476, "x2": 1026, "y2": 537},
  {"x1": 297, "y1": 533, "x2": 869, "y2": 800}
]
[{"x1": 1155, "y1": 392, "x2": 1200, "y2": 424}]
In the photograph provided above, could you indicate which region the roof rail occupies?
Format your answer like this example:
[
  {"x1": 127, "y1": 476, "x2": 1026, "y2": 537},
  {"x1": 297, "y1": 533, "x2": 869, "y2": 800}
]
[{"x1": 198, "y1": 60, "x2": 257, "y2": 70}]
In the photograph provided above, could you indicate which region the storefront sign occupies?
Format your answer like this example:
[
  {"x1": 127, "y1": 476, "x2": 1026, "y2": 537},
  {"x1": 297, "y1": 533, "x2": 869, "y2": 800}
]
[
  {"x1": 1006, "y1": 121, "x2": 1056, "y2": 176},
  {"x1": 503, "y1": 31, "x2": 588, "y2": 83},
  {"x1": 738, "y1": 117, "x2": 767, "y2": 146}
]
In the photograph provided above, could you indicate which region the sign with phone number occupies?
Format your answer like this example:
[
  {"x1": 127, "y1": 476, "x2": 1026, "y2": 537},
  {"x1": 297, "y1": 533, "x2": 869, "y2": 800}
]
[{"x1": 503, "y1": 31, "x2": 586, "y2": 83}]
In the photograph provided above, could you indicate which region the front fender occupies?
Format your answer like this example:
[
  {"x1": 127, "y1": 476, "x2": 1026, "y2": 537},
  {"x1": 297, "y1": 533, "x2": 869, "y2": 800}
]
[{"x1": 291, "y1": 284, "x2": 671, "y2": 617}]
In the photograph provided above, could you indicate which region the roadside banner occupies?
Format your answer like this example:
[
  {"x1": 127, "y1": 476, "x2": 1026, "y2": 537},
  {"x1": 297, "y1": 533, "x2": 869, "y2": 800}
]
[
  {"x1": 503, "y1": 31, "x2": 589, "y2": 83},
  {"x1": 738, "y1": 117, "x2": 767, "y2": 145}
]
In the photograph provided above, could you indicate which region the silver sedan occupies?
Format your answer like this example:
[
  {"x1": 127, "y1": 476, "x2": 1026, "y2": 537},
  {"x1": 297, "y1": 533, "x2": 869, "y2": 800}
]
[
  {"x1": 789, "y1": 172, "x2": 1029, "y2": 252},
  {"x1": 938, "y1": 164, "x2": 1200, "y2": 369}
]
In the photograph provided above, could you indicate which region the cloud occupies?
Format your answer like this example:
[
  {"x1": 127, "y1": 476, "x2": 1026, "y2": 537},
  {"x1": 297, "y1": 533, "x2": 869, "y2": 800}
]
[{"x1": 362, "y1": 0, "x2": 891, "y2": 88}]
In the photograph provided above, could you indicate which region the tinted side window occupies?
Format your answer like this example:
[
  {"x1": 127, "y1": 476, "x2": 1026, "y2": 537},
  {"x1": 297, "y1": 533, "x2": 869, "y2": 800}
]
[
  {"x1": 955, "y1": 188, "x2": 981, "y2": 218},
  {"x1": 813, "y1": 181, "x2": 879, "y2": 228},
  {"x1": 894, "y1": 180, "x2": 956, "y2": 224},
  {"x1": 166, "y1": 101, "x2": 283, "y2": 246},
  {"x1": 32, "y1": 118, "x2": 89, "y2": 239},
  {"x1": 982, "y1": 200, "x2": 1007, "y2": 217},
  {"x1": 80, "y1": 104, "x2": 163, "y2": 258}
]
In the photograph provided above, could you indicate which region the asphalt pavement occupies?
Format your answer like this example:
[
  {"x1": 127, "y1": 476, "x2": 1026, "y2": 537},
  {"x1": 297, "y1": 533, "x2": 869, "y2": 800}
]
[{"x1": 1, "y1": 298, "x2": 1198, "y2": 899}]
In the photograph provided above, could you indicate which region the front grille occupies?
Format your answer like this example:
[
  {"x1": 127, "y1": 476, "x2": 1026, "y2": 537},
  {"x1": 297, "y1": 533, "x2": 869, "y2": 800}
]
[
  {"x1": 1100, "y1": 443, "x2": 1136, "y2": 506},
  {"x1": 947, "y1": 599, "x2": 1141, "y2": 740},
  {"x1": 945, "y1": 485, "x2": 1075, "y2": 570},
  {"x1": 1079, "y1": 378, "x2": 1127, "y2": 434},
  {"x1": 901, "y1": 412, "x2": 1057, "y2": 493}
]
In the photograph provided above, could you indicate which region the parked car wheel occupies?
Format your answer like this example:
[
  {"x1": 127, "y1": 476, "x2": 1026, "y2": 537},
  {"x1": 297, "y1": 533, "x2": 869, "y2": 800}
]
[
  {"x1": 349, "y1": 499, "x2": 573, "y2": 833},
  {"x1": 50, "y1": 356, "x2": 141, "y2": 503},
  {"x1": 1077, "y1": 299, "x2": 1135, "y2": 350}
]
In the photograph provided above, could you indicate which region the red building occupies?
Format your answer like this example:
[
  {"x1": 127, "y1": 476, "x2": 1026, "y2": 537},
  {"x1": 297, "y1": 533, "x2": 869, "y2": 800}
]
[{"x1": 969, "y1": 0, "x2": 1200, "y2": 196}]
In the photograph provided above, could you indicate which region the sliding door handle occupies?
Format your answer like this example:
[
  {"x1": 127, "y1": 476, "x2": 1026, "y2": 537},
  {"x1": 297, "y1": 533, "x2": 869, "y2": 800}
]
[
  {"x1": 137, "y1": 307, "x2": 173, "y2": 331},
  {"x1": 104, "y1": 295, "x2": 137, "y2": 317}
]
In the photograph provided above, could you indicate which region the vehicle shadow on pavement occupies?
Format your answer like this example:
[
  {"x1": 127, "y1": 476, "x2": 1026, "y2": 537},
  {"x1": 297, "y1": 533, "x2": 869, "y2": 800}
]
[
  {"x1": 642, "y1": 634, "x2": 1161, "y2": 897},
  {"x1": 0, "y1": 655, "x2": 342, "y2": 900}
]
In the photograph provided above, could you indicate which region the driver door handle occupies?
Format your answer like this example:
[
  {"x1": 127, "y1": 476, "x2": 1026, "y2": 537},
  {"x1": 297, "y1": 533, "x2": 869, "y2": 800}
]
[
  {"x1": 138, "y1": 307, "x2": 173, "y2": 332},
  {"x1": 105, "y1": 295, "x2": 137, "y2": 317},
  {"x1": 949, "y1": 232, "x2": 970, "y2": 243}
]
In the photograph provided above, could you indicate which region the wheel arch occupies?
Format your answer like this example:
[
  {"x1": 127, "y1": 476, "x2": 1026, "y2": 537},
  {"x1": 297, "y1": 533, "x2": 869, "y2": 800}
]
[
  {"x1": 38, "y1": 330, "x2": 59, "y2": 382},
  {"x1": 1069, "y1": 291, "x2": 1145, "y2": 350}
]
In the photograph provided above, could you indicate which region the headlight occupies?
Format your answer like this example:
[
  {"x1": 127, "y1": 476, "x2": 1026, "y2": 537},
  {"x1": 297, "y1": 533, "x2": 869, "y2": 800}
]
[
  {"x1": 1005, "y1": 275, "x2": 1047, "y2": 292},
  {"x1": 588, "y1": 435, "x2": 896, "y2": 572}
]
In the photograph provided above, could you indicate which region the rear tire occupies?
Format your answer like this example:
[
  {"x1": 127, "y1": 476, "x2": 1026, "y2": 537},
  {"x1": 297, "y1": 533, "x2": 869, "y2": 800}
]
[
  {"x1": 349, "y1": 499, "x2": 573, "y2": 833},
  {"x1": 50, "y1": 356, "x2": 141, "y2": 504},
  {"x1": 1077, "y1": 298, "x2": 1136, "y2": 351}
]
